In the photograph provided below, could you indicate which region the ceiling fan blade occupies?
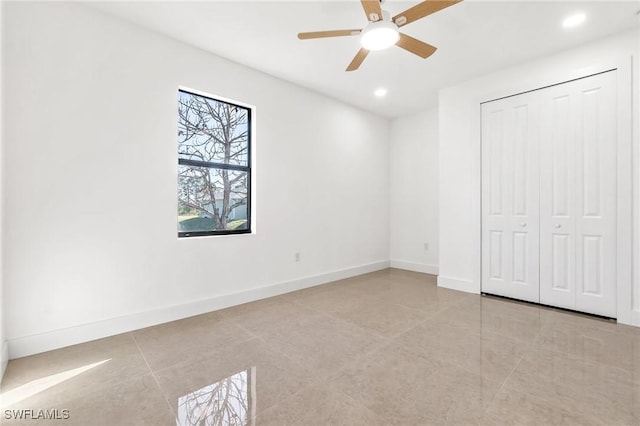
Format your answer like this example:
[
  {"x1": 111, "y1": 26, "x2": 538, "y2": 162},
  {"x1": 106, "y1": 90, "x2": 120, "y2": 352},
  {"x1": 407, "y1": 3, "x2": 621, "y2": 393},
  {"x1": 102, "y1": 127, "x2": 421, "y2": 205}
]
[
  {"x1": 346, "y1": 48, "x2": 369, "y2": 72},
  {"x1": 393, "y1": 0, "x2": 462, "y2": 27},
  {"x1": 298, "y1": 29, "x2": 361, "y2": 40},
  {"x1": 396, "y1": 33, "x2": 437, "y2": 58},
  {"x1": 360, "y1": 0, "x2": 383, "y2": 22}
]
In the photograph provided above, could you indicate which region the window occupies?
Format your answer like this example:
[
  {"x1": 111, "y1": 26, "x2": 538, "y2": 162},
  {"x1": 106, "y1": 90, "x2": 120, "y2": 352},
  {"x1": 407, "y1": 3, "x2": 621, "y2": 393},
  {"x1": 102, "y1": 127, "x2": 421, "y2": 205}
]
[{"x1": 177, "y1": 89, "x2": 251, "y2": 237}]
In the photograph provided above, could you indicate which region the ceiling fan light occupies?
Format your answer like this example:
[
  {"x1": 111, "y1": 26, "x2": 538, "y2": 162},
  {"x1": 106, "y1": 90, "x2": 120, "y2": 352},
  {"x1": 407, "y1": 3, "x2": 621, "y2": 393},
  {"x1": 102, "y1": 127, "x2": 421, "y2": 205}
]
[{"x1": 361, "y1": 21, "x2": 399, "y2": 51}]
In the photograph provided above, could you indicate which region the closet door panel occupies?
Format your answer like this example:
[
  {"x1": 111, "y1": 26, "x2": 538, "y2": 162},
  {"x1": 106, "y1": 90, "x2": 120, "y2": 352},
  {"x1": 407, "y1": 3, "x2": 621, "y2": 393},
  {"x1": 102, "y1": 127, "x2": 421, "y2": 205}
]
[
  {"x1": 481, "y1": 94, "x2": 539, "y2": 302},
  {"x1": 539, "y1": 71, "x2": 617, "y2": 316},
  {"x1": 539, "y1": 89, "x2": 576, "y2": 310},
  {"x1": 574, "y1": 72, "x2": 617, "y2": 317}
]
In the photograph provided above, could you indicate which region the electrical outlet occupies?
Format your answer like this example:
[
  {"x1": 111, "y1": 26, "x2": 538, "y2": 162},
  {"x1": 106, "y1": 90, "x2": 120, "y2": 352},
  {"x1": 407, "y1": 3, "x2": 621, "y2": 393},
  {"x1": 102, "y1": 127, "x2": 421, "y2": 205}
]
[
  {"x1": 424, "y1": 243, "x2": 429, "y2": 251},
  {"x1": 295, "y1": 252, "x2": 300, "y2": 262}
]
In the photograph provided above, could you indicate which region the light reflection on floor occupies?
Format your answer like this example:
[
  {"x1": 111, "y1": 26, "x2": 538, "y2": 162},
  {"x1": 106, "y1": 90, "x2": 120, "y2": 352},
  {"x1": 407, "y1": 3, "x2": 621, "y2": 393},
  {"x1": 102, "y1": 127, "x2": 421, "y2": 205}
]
[
  {"x1": 0, "y1": 359, "x2": 111, "y2": 408},
  {"x1": 176, "y1": 367, "x2": 256, "y2": 426}
]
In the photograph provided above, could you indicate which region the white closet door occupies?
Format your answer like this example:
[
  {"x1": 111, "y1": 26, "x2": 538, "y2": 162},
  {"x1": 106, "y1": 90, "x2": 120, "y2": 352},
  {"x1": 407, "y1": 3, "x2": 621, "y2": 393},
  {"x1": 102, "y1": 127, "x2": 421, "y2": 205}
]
[
  {"x1": 539, "y1": 71, "x2": 617, "y2": 317},
  {"x1": 539, "y1": 82, "x2": 577, "y2": 310},
  {"x1": 481, "y1": 93, "x2": 540, "y2": 302}
]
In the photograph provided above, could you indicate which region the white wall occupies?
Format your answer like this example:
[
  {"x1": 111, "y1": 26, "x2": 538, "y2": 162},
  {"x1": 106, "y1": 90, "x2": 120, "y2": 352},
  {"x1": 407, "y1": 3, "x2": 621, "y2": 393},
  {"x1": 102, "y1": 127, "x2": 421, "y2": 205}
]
[
  {"x1": 390, "y1": 108, "x2": 438, "y2": 274},
  {"x1": 2, "y1": 2, "x2": 390, "y2": 358},
  {"x1": 438, "y1": 29, "x2": 640, "y2": 325}
]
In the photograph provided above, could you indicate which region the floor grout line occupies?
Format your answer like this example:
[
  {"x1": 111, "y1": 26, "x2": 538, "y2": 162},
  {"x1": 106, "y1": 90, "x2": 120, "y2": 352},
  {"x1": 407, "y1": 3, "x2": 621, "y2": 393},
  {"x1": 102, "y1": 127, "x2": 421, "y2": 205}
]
[
  {"x1": 481, "y1": 350, "x2": 526, "y2": 415},
  {"x1": 130, "y1": 332, "x2": 176, "y2": 419}
]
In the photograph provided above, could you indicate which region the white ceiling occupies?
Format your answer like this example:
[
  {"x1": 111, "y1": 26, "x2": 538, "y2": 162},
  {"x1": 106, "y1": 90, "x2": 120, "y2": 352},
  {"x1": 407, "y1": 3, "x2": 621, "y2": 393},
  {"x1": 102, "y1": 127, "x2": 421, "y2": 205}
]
[{"x1": 89, "y1": 0, "x2": 639, "y2": 118}]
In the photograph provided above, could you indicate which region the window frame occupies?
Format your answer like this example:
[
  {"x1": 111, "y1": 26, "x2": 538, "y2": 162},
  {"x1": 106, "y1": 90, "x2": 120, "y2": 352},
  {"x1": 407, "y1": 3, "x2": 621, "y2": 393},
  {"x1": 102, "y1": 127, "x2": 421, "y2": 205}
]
[{"x1": 177, "y1": 89, "x2": 252, "y2": 238}]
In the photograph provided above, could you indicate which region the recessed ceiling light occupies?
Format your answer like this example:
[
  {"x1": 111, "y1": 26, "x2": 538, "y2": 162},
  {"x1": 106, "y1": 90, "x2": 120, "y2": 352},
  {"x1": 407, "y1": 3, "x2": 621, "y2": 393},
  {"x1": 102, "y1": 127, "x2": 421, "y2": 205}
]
[
  {"x1": 374, "y1": 88, "x2": 388, "y2": 98},
  {"x1": 562, "y1": 13, "x2": 586, "y2": 28}
]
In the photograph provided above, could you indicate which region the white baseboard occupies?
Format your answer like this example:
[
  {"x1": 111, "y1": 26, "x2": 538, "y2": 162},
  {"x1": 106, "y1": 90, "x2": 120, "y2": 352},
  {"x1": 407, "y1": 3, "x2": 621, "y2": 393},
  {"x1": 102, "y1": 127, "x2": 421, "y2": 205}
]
[
  {"x1": 8, "y1": 260, "x2": 390, "y2": 359},
  {"x1": 1, "y1": 341, "x2": 8, "y2": 383},
  {"x1": 437, "y1": 275, "x2": 479, "y2": 294},
  {"x1": 390, "y1": 260, "x2": 439, "y2": 275},
  {"x1": 391, "y1": 260, "x2": 438, "y2": 275},
  {"x1": 622, "y1": 309, "x2": 640, "y2": 327}
]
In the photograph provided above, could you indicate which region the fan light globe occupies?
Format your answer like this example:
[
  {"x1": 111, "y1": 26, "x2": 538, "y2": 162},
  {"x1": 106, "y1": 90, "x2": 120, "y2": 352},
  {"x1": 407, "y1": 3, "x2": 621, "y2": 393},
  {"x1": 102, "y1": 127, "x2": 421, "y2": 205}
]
[{"x1": 360, "y1": 21, "x2": 400, "y2": 51}]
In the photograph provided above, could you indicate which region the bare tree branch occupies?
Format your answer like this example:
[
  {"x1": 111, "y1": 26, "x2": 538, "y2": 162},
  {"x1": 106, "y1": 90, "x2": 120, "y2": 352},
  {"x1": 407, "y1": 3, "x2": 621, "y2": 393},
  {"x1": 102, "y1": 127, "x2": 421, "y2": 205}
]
[{"x1": 178, "y1": 92, "x2": 249, "y2": 231}]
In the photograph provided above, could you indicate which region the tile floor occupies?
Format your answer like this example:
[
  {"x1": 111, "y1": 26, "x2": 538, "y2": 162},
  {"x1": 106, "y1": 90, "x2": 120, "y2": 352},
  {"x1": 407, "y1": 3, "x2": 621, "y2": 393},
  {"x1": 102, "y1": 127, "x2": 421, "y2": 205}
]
[{"x1": 1, "y1": 269, "x2": 639, "y2": 425}]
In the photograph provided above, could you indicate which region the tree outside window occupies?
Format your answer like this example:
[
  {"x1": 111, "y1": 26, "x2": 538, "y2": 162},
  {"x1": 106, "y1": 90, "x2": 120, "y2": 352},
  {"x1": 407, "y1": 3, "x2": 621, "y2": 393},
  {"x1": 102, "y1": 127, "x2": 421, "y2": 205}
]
[{"x1": 177, "y1": 90, "x2": 251, "y2": 237}]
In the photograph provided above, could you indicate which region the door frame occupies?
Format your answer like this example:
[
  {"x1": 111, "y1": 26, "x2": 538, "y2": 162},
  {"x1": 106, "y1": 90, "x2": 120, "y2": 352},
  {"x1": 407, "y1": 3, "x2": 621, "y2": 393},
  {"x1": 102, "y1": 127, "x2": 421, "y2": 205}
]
[{"x1": 475, "y1": 57, "x2": 633, "y2": 323}]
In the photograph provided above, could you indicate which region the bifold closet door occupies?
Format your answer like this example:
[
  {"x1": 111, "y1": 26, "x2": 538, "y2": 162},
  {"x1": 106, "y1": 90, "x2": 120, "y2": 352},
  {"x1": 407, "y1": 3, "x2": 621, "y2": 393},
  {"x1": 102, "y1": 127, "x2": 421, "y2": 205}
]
[
  {"x1": 481, "y1": 93, "x2": 540, "y2": 303},
  {"x1": 539, "y1": 71, "x2": 617, "y2": 317},
  {"x1": 481, "y1": 70, "x2": 618, "y2": 317}
]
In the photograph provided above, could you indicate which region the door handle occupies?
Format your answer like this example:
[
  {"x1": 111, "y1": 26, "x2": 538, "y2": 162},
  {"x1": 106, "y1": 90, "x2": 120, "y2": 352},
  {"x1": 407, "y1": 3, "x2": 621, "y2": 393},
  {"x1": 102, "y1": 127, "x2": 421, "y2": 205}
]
[
  {"x1": 520, "y1": 222, "x2": 527, "y2": 227},
  {"x1": 554, "y1": 224, "x2": 561, "y2": 229}
]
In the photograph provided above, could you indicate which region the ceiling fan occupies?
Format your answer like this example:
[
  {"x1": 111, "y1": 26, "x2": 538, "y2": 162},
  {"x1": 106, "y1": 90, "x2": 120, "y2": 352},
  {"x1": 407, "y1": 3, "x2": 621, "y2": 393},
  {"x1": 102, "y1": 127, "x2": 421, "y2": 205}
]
[{"x1": 297, "y1": 0, "x2": 462, "y2": 71}]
